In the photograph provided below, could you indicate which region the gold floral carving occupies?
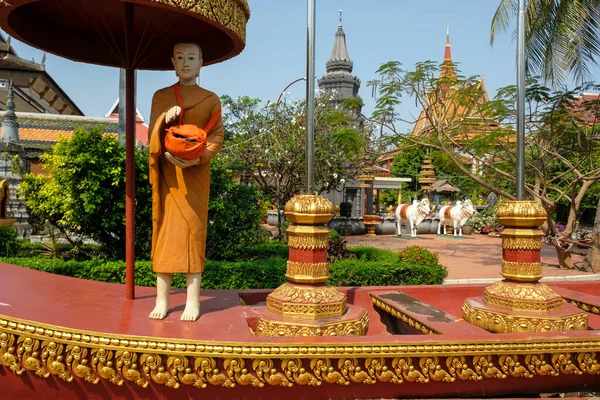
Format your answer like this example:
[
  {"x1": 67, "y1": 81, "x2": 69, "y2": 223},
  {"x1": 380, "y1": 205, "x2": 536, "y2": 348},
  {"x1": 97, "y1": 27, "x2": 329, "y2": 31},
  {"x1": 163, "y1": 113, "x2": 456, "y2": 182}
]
[
  {"x1": 2, "y1": 317, "x2": 600, "y2": 390},
  {"x1": 564, "y1": 299, "x2": 600, "y2": 315},
  {"x1": 371, "y1": 297, "x2": 439, "y2": 335},
  {"x1": 255, "y1": 312, "x2": 369, "y2": 337},
  {"x1": 266, "y1": 284, "x2": 346, "y2": 318},
  {"x1": 286, "y1": 261, "x2": 329, "y2": 283},
  {"x1": 483, "y1": 281, "x2": 564, "y2": 311},
  {"x1": 287, "y1": 234, "x2": 329, "y2": 250},
  {"x1": 284, "y1": 195, "x2": 334, "y2": 225},
  {"x1": 462, "y1": 301, "x2": 589, "y2": 333},
  {"x1": 496, "y1": 200, "x2": 547, "y2": 227},
  {"x1": 148, "y1": 0, "x2": 250, "y2": 43},
  {"x1": 502, "y1": 236, "x2": 543, "y2": 250},
  {"x1": 501, "y1": 261, "x2": 543, "y2": 281}
]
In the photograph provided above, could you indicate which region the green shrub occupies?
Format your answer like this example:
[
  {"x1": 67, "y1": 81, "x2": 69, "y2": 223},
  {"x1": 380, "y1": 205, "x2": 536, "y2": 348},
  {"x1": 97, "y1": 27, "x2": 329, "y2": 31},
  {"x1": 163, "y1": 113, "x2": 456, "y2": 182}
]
[
  {"x1": 329, "y1": 259, "x2": 447, "y2": 286},
  {"x1": 1, "y1": 247, "x2": 447, "y2": 289},
  {"x1": 17, "y1": 240, "x2": 44, "y2": 257},
  {"x1": 0, "y1": 227, "x2": 19, "y2": 257},
  {"x1": 240, "y1": 242, "x2": 289, "y2": 260},
  {"x1": 397, "y1": 245, "x2": 440, "y2": 268},
  {"x1": 348, "y1": 246, "x2": 397, "y2": 263},
  {"x1": 205, "y1": 166, "x2": 269, "y2": 261}
]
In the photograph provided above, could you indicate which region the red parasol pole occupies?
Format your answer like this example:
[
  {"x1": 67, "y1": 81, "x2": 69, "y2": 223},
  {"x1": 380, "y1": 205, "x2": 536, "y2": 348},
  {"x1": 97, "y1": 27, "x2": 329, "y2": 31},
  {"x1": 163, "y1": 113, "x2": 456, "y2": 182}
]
[{"x1": 125, "y1": 3, "x2": 136, "y2": 300}]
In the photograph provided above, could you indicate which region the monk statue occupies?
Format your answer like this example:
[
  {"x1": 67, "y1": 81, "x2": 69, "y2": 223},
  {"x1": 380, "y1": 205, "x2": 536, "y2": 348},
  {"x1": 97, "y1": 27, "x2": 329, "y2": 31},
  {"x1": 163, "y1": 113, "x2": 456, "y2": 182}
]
[{"x1": 148, "y1": 41, "x2": 223, "y2": 321}]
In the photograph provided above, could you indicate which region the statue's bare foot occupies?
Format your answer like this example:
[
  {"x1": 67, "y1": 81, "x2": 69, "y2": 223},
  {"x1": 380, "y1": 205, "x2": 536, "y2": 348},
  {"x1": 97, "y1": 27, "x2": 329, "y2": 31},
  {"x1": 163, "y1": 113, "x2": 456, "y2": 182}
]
[
  {"x1": 149, "y1": 302, "x2": 169, "y2": 320},
  {"x1": 180, "y1": 303, "x2": 200, "y2": 322}
]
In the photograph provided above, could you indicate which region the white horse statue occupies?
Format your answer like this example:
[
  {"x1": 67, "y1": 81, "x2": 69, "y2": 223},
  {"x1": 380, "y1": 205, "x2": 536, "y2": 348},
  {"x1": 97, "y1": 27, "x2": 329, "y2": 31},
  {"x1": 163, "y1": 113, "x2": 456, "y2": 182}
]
[
  {"x1": 395, "y1": 198, "x2": 432, "y2": 238},
  {"x1": 437, "y1": 199, "x2": 476, "y2": 237}
]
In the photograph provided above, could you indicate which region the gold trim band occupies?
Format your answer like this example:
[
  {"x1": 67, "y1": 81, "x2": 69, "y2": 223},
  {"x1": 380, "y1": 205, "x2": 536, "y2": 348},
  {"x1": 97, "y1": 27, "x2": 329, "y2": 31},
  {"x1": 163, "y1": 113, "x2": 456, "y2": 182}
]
[
  {"x1": 285, "y1": 261, "x2": 329, "y2": 283},
  {"x1": 501, "y1": 261, "x2": 543, "y2": 281},
  {"x1": 2, "y1": 327, "x2": 599, "y2": 389},
  {"x1": 502, "y1": 237, "x2": 543, "y2": 250}
]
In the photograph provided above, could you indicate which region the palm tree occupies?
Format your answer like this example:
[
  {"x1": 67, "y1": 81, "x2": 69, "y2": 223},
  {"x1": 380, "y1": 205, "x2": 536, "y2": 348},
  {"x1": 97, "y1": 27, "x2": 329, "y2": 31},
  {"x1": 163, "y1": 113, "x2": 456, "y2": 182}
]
[{"x1": 490, "y1": 0, "x2": 600, "y2": 86}]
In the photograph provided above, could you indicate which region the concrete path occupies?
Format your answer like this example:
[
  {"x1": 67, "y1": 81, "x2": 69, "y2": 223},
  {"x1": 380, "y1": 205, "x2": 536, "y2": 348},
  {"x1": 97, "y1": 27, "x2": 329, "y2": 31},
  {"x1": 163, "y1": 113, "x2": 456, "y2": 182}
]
[{"x1": 344, "y1": 233, "x2": 599, "y2": 283}]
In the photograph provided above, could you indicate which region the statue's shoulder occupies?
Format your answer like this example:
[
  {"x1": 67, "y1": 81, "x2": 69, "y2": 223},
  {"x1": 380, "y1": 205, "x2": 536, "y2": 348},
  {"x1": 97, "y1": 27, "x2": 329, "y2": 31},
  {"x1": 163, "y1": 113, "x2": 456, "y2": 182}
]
[
  {"x1": 151, "y1": 85, "x2": 175, "y2": 103},
  {"x1": 196, "y1": 86, "x2": 221, "y2": 105}
]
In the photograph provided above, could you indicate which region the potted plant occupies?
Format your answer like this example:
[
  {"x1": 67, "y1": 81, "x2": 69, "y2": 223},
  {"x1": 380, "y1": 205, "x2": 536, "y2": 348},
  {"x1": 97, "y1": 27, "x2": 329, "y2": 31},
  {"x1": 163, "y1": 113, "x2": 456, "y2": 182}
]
[{"x1": 462, "y1": 219, "x2": 474, "y2": 235}]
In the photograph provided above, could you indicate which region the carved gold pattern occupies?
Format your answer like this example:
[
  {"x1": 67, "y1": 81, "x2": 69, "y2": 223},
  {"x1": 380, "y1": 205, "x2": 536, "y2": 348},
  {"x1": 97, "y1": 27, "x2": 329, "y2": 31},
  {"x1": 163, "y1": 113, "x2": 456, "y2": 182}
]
[
  {"x1": 149, "y1": 0, "x2": 250, "y2": 43},
  {"x1": 371, "y1": 297, "x2": 439, "y2": 335},
  {"x1": 501, "y1": 261, "x2": 543, "y2": 281},
  {"x1": 255, "y1": 311, "x2": 369, "y2": 337},
  {"x1": 266, "y1": 284, "x2": 346, "y2": 319},
  {"x1": 502, "y1": 236, "x2": 543, "y2": 250},
  {"x1": 484, "y1": 281, "x2": 564, "y2": 311},
  {"x1": 496, "y1": 200, "x2": 547, "y2": 227},
  {"x1": 2, "y1": 319, "x2": 600, "y2": 390},
  {"x1": 564, "y1": 299, "x2": 600, "y2": 315},
  {"x1": 287, "y1": 234, "x2": 329, "y2": 250},
  {"x1": 284, "y1": 195, "x2": 334, "y2": 225},
  {"x1": 286, "y1": 261, "x2": 329, "y2": 283},
  {"x1": 462, "y1": 301, "x2": 589, "y2": 333}
]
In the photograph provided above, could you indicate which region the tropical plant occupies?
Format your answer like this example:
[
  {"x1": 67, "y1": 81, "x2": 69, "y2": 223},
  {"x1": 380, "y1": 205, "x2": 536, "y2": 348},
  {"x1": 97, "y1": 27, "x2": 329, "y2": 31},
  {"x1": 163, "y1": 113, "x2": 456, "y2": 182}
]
[{"x1": 490, "y1": 0, "x2": 600, "y2": 86}]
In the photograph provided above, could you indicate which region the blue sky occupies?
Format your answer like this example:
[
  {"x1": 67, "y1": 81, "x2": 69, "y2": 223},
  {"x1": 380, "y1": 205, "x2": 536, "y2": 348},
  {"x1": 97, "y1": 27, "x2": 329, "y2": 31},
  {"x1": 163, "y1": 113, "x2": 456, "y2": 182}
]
[{"x1": 4, "y1": 1, "x2": 600, "y2": 128}]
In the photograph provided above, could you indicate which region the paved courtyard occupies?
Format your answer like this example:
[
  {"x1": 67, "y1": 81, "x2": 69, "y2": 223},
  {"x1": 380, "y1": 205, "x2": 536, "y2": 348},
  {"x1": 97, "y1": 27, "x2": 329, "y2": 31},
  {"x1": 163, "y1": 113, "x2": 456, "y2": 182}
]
[{"x1": 344, "y1": 233, "x2": 599, "y2": 283}]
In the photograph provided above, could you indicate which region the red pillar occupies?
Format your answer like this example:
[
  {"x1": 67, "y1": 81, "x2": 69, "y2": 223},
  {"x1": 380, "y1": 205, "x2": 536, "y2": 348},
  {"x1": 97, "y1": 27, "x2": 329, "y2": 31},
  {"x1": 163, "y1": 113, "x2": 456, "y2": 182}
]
[{"x1": 125, "y1": 67, "x2": 136, "y2": 300}]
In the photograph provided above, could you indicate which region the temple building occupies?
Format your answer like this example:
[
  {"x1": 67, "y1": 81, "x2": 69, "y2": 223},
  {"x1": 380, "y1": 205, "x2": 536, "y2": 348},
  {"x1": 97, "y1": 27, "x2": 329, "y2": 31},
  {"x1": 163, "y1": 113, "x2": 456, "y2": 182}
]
[
  {"x1": 379, "y1": 26, "x2": 498, "y2": 176},
  {"x1": 318, "y1": 11, "x2": 362, "y2": 117},
  {"x1": 0, "y1": 33, "x2": 82, "y2": 116}
]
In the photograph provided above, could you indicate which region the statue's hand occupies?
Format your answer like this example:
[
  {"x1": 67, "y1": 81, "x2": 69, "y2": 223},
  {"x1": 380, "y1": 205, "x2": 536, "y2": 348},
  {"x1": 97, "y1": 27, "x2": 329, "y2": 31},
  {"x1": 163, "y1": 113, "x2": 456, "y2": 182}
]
[
  {"x1": 165, "y1": 106, "x2": 182, "y2": 124},
  {"x1": 165, "y1": 152, "x2": 200, "y2": 169}
]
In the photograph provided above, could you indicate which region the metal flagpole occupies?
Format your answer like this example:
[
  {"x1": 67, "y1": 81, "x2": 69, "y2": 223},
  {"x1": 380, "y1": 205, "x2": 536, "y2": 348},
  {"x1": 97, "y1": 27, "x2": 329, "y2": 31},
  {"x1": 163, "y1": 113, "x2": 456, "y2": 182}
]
[
  {"x1": 305, "y1": 0, "x2": 316, "y2": 193},
  {"x1": 516, "y1": 0, "x2": 526, "y2": 199}
]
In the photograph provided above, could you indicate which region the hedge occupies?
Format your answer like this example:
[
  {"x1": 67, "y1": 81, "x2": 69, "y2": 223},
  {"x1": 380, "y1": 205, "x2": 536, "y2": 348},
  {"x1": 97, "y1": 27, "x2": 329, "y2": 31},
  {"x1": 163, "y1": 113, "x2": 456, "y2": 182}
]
[{"x1": 0, "y1": 252, "x2": 447, "y2": 289}]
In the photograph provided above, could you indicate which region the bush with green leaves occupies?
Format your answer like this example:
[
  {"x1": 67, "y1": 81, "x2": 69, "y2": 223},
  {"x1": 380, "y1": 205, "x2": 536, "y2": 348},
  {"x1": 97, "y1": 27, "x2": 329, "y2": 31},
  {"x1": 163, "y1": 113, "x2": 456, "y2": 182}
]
[
  {"x1": 398, "y1": 246, "x2": 441, "y2": 268},
  {"x1": 0, "y1": 226, "x2": 19, "y2": 257},
  {"x1": 18, "y1": 127, "x2": 152, "y2": 259},
  {"x1": 206, "y1": 166, "x2": 269, "y2": 260},
  {"x1": 1, "y1": 242, "x2": 447, "y2": 288}
]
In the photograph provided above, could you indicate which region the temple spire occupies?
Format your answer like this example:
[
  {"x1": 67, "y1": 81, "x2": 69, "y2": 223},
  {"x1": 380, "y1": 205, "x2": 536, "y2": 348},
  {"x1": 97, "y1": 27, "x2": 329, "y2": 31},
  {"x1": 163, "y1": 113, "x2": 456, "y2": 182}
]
[
  {"x1": 329, "y1": 9, "x2": 351, "y2": 64},
  {"x1": 444, "y1": 22, "x2": 452, "y2": 61},
  {"x1": 2, "y1": 81, "x2": 20, "y2": 143},
  {"x1": 318, "y1": 12, "x2": 361, "y2": 114}
]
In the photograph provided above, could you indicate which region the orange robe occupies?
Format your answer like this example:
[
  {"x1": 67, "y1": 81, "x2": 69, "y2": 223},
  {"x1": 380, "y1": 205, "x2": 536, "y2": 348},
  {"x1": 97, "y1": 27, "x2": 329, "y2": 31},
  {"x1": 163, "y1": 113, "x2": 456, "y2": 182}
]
[{"x1": 148, "y1": 84, "x2": 223, "y2": 274}]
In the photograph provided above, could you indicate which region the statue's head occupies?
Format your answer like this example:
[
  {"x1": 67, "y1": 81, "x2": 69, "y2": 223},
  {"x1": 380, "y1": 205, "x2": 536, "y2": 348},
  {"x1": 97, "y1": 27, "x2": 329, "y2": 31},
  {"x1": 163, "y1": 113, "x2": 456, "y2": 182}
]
[{"x1": 171, "y1": 41, "x2": 203, "y2": 85}]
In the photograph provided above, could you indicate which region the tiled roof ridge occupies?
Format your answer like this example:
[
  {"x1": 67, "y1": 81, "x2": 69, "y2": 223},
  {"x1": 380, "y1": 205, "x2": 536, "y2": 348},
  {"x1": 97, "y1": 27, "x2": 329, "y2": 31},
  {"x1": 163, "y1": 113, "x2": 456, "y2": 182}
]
[
  {"x1": 1, "y1": 53, "x2": 44, "y2": 71},
  {"x1": 0, "y1": 111, "x2": 115, "y2": 123}
]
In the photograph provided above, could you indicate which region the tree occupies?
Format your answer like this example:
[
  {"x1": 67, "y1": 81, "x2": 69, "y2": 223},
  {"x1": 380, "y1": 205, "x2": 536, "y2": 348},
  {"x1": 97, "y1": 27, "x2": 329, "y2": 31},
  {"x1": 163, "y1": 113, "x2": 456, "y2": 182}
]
[
  {"x1": 219, "y1": 95, "x2": 370, "y2": 210},
  {"x1": 368, "y1": 61, "x2": 600, "y2": 268},
  {"x1": 491, "y1": 0, "x2": 600, "y2": 86},
  {"x1": 19, "y1": 127, "x2": 152, "y2": 259}
]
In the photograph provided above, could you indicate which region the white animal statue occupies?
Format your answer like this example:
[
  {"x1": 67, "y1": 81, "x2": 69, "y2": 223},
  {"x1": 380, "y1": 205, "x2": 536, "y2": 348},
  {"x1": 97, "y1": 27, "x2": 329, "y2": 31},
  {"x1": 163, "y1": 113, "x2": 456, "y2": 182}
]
[
  {"x1": 437, "y1": 199, "x2": 476, "y2": 237},
  {"x1": 395, "y1": 198, "x2": 432, "y2": 238}
]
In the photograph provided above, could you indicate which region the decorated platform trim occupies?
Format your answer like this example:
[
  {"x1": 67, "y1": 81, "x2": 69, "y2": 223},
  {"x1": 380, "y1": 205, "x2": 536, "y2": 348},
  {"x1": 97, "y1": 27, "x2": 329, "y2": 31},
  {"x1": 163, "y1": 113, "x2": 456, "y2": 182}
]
[{"x1": 1, "y1": 315, "x2": 599, "y2": 389}]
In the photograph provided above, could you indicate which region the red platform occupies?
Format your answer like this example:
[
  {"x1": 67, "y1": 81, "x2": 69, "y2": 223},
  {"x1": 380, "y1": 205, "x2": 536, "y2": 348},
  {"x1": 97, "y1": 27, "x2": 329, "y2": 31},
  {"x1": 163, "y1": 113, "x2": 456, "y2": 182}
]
[{"x1": 1, "y1": 261, "x2": 599, "y2": 399}]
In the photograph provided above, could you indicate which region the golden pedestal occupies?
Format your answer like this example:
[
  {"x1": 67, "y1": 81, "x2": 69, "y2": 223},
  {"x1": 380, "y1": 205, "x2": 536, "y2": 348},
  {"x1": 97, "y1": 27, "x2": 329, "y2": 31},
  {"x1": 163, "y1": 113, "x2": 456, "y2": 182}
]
[
  {"x1": 256, "y1": 194, "x2": 369, "y2": 337},
  {"x1": 363, "y1": 214, "x2": 380, "y2": 237},
  {"x1": 462, "y1": 200, "x2": 588, "y2": 333}
]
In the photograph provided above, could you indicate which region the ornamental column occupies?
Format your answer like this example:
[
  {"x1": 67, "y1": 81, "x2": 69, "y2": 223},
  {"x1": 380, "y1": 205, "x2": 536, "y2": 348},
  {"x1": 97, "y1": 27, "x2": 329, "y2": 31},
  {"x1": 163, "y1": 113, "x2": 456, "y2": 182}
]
[
  {"x1": 462, "y1": 200, "x2": 588, "y2": 333},
  {"x1": 256, "y1": 194, "x2": 369, "y2": 337}
]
